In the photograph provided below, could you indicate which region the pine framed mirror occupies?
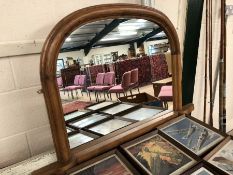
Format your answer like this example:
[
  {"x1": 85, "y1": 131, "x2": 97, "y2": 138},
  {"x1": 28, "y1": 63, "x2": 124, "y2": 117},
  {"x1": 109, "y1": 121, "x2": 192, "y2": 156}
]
[{"x1": 34, "y1": 3, "x2": 186, "y2": 174}]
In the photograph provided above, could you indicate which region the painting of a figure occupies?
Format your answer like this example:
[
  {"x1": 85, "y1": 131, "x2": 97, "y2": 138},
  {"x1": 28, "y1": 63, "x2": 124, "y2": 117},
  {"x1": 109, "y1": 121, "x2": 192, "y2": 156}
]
[
  {"x1": 190, "y1": 167, "x2": 214, "y2": 175},
  {"x1": 71, "y1": 155, "x2": 133, "y2": 175},
  {"x1": 209, "y1": 140, "x2": 233, "y2": 175},
  {"x1": 161, "y1": 117, "x2": 223, "y2": 155},
  {"x1": 126, "y1": 134, "x2": 194, "y2": 175}
]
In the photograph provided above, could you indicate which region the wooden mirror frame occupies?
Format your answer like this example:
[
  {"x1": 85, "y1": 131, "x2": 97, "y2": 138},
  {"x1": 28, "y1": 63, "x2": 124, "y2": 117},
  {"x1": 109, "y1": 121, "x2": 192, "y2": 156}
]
[{"x1": 37, "y1": 3, "x2": 183, "y2": 174}]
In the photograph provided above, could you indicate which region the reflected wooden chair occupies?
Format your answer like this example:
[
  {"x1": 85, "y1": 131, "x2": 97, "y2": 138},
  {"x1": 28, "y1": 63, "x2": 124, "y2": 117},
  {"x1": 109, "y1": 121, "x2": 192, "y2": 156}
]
[
  {"x1": 94, "y1": 72, "x2": 115, "y2": 101},
  {"x1": 129, "y1": 68, "x2": 140, "y2": 95},
  {"x1": 158, "y1": 85, "x2": 173, "y2": 109},
  {"x1": 87, "y1": 73, "x2": 105, "y2": 101},
  {"x1": 108, "y1": 71, "x2": 131, "y2": 100}
]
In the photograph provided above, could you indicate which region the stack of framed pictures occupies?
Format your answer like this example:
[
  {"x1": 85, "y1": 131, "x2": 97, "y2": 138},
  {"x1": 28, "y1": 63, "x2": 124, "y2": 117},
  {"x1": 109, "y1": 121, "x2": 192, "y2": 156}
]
[
  {"x1": 65, "y1": 101, "x2": 167, "y2": 149},
  {"x1": 65, "y1": 112, "x2": 232, "y2": 175}
]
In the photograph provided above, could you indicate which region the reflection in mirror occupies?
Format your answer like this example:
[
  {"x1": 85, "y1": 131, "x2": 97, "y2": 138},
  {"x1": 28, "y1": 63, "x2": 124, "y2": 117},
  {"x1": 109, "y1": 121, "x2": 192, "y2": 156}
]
[{"x1": 56, "y1": 18, "x2": 173, "y2": 149}]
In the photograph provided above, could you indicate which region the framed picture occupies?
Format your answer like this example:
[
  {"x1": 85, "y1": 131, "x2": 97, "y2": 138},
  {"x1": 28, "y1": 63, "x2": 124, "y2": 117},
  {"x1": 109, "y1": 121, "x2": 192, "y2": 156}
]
[
  {"x1": 121, "y1": 130, "x2": 196, "y2": 175},
  {"x1": 64, "y1": 110, "x2": 91, "y2": 123},
  {"x1": 182, "y1": 161, "x2": 219, "y2": 175},
  {"x1": 205, "y1": 136, "x2": 233, "y2": 175},
  {"x1": 86, "y1": 101, "x2": 117, "y2": 111},
  {"x1": 100, "y1": 103, "x2": 137, "y2": 115},
  {"x1": 67, "y1": 149, "x2": 140, "y2": 175},
  {"x1": 159, "y1": 115, "x2": 224, "y2": 156}
]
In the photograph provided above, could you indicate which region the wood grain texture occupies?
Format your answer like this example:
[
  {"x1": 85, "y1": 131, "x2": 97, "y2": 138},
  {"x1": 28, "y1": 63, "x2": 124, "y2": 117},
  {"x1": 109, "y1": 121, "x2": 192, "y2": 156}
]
[{"x1": 37, "y1": 3, "x2": 183, "y2": 174}]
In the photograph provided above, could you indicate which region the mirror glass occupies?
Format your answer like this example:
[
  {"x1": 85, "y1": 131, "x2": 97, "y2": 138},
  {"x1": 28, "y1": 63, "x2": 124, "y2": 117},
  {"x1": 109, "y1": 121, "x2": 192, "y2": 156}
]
[{"x1": 56, "y1": 18, "x2": 172, "y2": 149}]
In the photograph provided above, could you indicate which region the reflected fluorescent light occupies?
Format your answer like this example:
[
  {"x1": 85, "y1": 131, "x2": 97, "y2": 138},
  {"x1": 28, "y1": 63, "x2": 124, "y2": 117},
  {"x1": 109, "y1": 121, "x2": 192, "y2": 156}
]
[
  {"x1": 100, "y1": 37, "x2": 120, "y2": 41},
  {"x1": 137, "y1": 19, "x2": 147, "y2": 23},
  {"x1": 120, "y1": 31, "x2": 137, "y2": 36},
  {"x1": 156, "y1": 31, "x2": 166, "y2": 36},
  {"x1": 118, "y1": 25, "x2": 141, "y2": 31},
  {"x1": 65, "y1": 37, "x2": 71, "y2": 42}
]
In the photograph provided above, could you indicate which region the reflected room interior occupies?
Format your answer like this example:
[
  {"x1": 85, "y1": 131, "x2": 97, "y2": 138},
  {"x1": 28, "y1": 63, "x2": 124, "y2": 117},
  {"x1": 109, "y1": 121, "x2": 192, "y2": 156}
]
[{"x1": 56, "y1": 18, "x2": 173, "y2": 149}]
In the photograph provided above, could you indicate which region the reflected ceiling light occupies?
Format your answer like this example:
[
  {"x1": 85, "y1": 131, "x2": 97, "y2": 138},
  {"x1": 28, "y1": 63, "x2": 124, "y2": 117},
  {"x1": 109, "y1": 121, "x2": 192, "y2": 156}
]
[
  {"x1": 120, "y1": 31, "x2": 137, "y2": 36},
  {"x1": 100, "y1": 37, "x2": 121, "y2": 41},
  {"x1": 137, "y1": 19, "x2": 147, "y2": 23},
  {"x1": 156, "y1": 31, "x2": 166, "y2": 36},
  {"x1": 118, "y1": 25, "x2": 142, "y2": 31},
  {"x1": 65, "y1": 37, "x2": 72, "y2": 42}
]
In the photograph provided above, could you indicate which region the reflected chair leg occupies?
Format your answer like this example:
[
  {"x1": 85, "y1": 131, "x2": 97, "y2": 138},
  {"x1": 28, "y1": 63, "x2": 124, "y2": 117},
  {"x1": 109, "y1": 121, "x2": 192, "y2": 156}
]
[
  {"x1": 103, "y1": 91, "x2": 106, "y2": 100},
  {"x1": 94, "y1": 91, "x2": 97, "y2": 102},
  {"x1": 106, "y1": 91, "x2": 109, "y2": 99},
  {"x1": 67, "y1": 90, "x2": 70, "y2": 98},
  {"x1": 137, "y1": 87, "x2": 140, "y2": 94},
  {"x1": 81, "y1": 90, "x2": 83, "y2": 96},
  {"x1": 71, "y1": 90, "x2": 74, "y2": 99},
  {"x1": 116, "y1": 93, "x2": 118, "y2": 99},
  {"x1": 88, "y1": 91, "x2": 91, "y2": 101},
  {"x1": 110, "y1": 93, "x2": 112, "y2": 100},
  {"x1": 130, "y1": 90, "x2": 133, "y2": 96}
]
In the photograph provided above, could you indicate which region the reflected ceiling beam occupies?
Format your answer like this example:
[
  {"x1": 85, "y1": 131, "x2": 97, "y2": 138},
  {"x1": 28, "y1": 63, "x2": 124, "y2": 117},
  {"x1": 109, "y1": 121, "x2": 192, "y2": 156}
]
[
  {"x1": 136, "y1": 27, "x2": 163, "y2": 47},
  {"x1": 59, "y1": 36, "x2": 168, "y2": 53},
  {"x1": 84, "y1": 19, "x2": 128, "y2": 56}
]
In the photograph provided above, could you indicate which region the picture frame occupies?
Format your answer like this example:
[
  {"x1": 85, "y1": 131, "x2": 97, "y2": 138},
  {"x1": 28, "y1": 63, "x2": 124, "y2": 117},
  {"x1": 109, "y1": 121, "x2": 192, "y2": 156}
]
[
  {"x1": 204, "y1": 136, "x2": 233, "y2": 175},
  {"x1": 158, "y1": 115, "x2": 225, "y2": 156},
  {"x1": 182, "y1": 161, "x2": 219, "y2": 175},
  {"x1": 67, "y1": 149, "x2": 140, "y2": 175},
  {"x1": 121, "y1": 130, "x2": 197, "y2": 175}
]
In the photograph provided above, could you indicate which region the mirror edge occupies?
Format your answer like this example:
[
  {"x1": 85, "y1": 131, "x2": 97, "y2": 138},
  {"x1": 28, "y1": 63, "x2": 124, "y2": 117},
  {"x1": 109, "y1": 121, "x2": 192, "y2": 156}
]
[{"x1": 36, "y1": 3, "x2": 182, "y2": 174}]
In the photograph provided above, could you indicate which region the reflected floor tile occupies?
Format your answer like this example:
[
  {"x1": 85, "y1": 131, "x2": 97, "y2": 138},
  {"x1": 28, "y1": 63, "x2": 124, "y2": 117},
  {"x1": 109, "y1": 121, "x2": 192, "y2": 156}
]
[
  {"x1": 69, "y1": 134, "x2": 93, "y2": 149},
  {"x1": 89, "y1": 119, "x2": 132, "y2": 135},
  {"x1": 122, "y1": 108, "x2": 163, "y2": 121},
  {"x1": 87, "y1": 101, "x2": 114, "y2": 110},
  {"x1": 101, "y1": 104, "x2": 135, "y2": 115},
  {"x1": 71, "y1": 113, "x2": 108, "y2": 128},
  {"x1": 64, "y1": 111, "x2": 89, "y2": 121}
]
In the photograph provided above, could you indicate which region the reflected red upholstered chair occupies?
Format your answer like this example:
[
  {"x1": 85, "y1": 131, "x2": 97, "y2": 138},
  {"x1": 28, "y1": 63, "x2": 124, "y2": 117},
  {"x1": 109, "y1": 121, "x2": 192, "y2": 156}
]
[
  {"x1": 158, "y1": 85, "x2": 173, "y2": 109},
  {"x1": 108, "y1": 71, "x2": 131, "y2": 100},
  {"x1": 87, "y1": 73, "x2": 105, "y2": 101},
  {"x1": 57, "y1": 77, "x2": 63, "y2": 88},
  {"x1": 64, "y1": 75, "x2": 86, "y2": 99},
  {"x1": 129, "y1": 68, "x2": 140, "y2": 95},
  {"x1": 94, "y1": 72, "x2": 115, "y2": 101}
]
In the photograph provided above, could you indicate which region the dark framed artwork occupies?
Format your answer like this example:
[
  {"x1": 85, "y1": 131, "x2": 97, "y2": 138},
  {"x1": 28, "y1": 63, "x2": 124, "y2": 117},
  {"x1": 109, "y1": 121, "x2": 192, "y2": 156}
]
[
  {"x1": 121, "y1": 130, "x2": 196, "y2": 175},
  {"x1": 86, "y1": 101, "x2": 117, "y2": 111},
  {"x1": 67, "y1": 149, "x2": 140, "y2": 175},
  {"x1": 205, "y1": 137, "x2": 233, "y2": 175},
  {"x1": 159, "y1": 115, "x2": 224, "y2": 156},
  {"x1": 64, "y1": 110, "x2": 91, "y2": 122},
  {"x1": 100, "y1": 103, "x2": 137, "y2": 115},
  {"x1": 182, "y1": 161, "x2": 218, "y2": 175}
]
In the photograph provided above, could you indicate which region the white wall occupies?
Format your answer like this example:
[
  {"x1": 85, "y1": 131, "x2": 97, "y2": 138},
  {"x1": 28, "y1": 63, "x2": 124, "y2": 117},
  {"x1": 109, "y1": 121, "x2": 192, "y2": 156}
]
[
  {"x1": 0, "y1": 0, "x2": 142, "y2": 168},
  {"x1": 0, "y1": 0, "x2": 188, "y2": 168},
  {"x1": 192, "y1": 0, "x2": 233, "y2": 132}
]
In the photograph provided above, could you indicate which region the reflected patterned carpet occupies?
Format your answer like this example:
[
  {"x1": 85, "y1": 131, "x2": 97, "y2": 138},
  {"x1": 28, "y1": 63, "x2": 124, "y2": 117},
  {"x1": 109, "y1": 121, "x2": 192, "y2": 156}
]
[{"x1": 62, "y1": 100, "x2": 93, "y2": 114}]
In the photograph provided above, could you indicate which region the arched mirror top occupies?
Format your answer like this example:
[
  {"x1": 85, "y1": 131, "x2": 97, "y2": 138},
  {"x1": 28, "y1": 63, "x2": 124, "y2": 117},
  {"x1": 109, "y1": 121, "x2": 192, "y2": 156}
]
[{"x1": 38, "y1": 3, "x2": 182, "y2": 174}]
